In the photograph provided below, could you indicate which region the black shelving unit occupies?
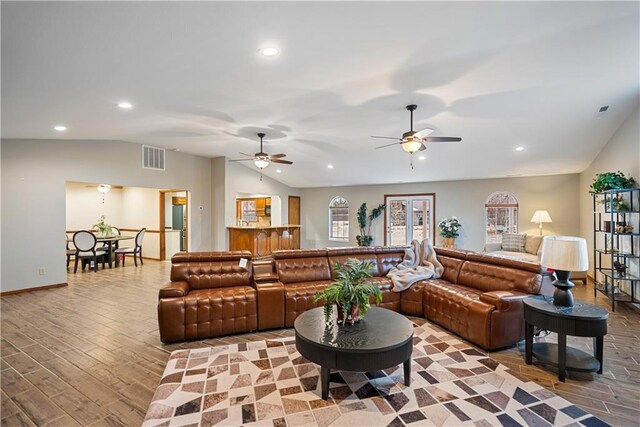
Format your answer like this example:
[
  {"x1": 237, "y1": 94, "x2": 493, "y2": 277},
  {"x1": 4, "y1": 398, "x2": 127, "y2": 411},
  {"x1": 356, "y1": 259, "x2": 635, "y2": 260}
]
[{"x1": 592, "y1": 188, "x2": 640, "y2": 311}]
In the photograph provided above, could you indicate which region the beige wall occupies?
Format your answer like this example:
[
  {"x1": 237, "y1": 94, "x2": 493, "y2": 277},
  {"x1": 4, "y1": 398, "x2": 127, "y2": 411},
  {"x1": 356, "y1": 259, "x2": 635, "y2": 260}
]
[
  {"x1": 65, "y1": 183, "x2": 125, "y2": 231},
  {"x1": 1, "y1": 139, "x2": 212, "y2": 292},
  {"x1": 579, "y1": 105, "x2": 640, "y2": 282},
  {"x1": 300, "y1": 174, "x2": 581, "y2": 252}
]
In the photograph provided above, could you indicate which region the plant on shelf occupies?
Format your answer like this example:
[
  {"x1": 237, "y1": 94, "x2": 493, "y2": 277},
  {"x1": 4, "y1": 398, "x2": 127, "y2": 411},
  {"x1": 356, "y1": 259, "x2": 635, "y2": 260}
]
[
  {"x1": 313, "y1": 258, "x2": 382, "y2": 325},
  {"x1": 589, "y1": 171, "x2": 635, "y2": 194},
  {"x1": 92, "y1": 215, "x2": 113, "y2": 237},
  {"x1": 356, "y1": 202, "x2": 385, "y2": 246},
  {"x1": 438, "y1": 216, "x2": 462, "y2": 248}
]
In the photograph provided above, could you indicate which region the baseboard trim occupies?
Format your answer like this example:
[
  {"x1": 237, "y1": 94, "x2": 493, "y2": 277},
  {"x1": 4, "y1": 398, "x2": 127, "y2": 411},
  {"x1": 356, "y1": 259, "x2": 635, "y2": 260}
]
[{"x1": 1, "y1": 282, "x2": 68, "y2": 297}]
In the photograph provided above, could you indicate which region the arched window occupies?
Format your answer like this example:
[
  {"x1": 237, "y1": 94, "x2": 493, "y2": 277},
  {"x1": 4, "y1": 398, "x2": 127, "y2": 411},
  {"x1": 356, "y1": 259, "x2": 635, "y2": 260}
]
[
  {"x1": 485, "y1": 192, "x2": 518, "y2": 243},
  {"x1": 329, "y1": 196, "x2": 349, "y2": 241}
]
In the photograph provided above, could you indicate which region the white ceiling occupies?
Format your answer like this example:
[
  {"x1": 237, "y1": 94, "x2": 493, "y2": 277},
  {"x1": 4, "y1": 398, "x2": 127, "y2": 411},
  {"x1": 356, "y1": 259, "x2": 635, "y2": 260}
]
[{"x1": 2, "y1": 1, "x2": 639, "y2": 188}]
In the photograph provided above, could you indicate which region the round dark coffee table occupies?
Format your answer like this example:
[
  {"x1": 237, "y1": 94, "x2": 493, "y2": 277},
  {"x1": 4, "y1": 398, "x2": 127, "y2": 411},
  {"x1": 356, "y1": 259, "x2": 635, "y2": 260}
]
[
  {"x1": 294, "y1": 307, "x2": 414, "y2": 399},
  {"x1": 523, "y1": 295, "x2": 608, "y2": 382}
]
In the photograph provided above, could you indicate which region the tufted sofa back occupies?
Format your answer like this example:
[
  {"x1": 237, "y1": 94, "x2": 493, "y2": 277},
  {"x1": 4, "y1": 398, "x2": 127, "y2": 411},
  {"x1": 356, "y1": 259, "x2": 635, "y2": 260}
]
[
  {"x1": 273, "y1": 249, "x2": 331, "y2": 284},
  {"x1": 375, "y1": 246, "x2": 406, "y2": 275},
  {"x1": 170, "y1": 251, "x2": 253, "y2": 290},
  {"x1": 457, "y1": 252, "x2": 542, "y2": 294},
  {"x1": 327, "y1": 247, "x2": 381, "y2": 277}
]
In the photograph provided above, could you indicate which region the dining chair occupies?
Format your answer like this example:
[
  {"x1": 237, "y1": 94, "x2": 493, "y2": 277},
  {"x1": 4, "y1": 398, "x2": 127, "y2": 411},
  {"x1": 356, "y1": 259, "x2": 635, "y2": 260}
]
[
  {"x1": 73, "y1": 231, "x2": 107, "y2": 273},
  {"x1": 66, "y1": 233, "x2": 75, "y2": 268},
  {"x1": 115, "y1": 228, "x2": 146, "y2": 267}
]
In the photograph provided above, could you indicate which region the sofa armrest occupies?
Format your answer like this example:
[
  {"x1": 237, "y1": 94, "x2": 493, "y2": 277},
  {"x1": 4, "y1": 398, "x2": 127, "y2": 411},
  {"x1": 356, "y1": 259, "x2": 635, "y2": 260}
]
[
  {"x1": 480, "y1": 290, "x2": 529, "y2": 311},
  {"x1": 159, "y1": 281, "x2": 189, "y2": 299},
  {"x1": 256, "y1": 281, "x2": 285, "y2": 330},
  {"x1": 484, "y1": 243, "x2": 502, "y2": 253},
  {"x1": 253, "y1": 259, "x2": 278, "y2": 283}
]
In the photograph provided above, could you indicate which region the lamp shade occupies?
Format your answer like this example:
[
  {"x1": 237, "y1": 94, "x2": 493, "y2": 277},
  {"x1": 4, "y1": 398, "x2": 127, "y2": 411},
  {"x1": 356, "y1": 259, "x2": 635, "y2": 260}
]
[
  {"x1": 97, "y1": 184, "x2": 111, "y2": 194},
  {"x1": 253, "y1": 158, "x2": 270, "y2": 169},
  {"x1": 401, "y1": 140, "x2": 423, "y2": 153},
  {"x1": 530, "y1": 210, "x2": 552, "y2": 224},
  {"x1": 540, "y1": 236, "x2": 588, "y2": 272}
]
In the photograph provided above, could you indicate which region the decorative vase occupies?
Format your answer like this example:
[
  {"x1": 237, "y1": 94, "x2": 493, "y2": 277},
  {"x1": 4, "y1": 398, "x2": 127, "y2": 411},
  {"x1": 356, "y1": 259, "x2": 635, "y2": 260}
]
[
  {"x1": 336, "y1": 303, "x2": 360, "y2": 325},
  {"x1": 442, "y1": 237, "x2": 456, "y2": 248}
]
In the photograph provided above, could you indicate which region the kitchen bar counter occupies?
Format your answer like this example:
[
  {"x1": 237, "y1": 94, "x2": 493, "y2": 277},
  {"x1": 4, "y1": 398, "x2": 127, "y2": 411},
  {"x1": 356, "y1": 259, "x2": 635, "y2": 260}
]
[{"x1": 228, "y1": 225, "x2": 301, "y2": 257}]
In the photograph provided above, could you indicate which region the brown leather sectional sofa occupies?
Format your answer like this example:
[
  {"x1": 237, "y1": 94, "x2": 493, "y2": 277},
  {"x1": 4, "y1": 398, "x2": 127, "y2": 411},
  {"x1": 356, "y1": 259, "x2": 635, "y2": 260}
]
[{"x1": 158, "y1": 246, "x2": 542, "y2": 350}]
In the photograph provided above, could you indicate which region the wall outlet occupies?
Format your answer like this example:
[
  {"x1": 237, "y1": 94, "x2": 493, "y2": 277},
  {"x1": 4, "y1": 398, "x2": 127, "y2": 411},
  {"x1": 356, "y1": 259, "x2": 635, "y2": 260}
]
[{"x1": 37, "y1": 268, "x2": 46, "y2": 275}]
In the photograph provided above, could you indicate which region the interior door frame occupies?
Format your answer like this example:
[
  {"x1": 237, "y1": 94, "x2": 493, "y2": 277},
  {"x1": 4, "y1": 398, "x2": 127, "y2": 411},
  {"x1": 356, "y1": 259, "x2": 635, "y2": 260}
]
[
  {"x1": 383, "y1": 193, "x2": 436, "y2": 246},
  {"x1": 159, "y1": 189, "x2": 189, "y2": 260},
  {"x1": 288, "y1": 195, "x2": 301, "y2": 248}
]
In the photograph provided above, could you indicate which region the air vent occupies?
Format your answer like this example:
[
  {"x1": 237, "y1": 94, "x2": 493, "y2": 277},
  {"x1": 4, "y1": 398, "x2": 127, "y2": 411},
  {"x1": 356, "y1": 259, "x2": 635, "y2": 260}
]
[
  {"x1": 598, "y1": 105, "x2": 609, "y2": 113},
  {"x1": 142, "y1": 145, "x2": 165, "y2": 171}
]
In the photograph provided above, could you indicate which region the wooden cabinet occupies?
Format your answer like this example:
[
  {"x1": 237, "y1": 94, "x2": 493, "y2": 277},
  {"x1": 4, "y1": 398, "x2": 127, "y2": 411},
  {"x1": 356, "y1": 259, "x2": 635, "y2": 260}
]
[{"x1": 228, "y1": 226, "x2": 301, "y2": 257}]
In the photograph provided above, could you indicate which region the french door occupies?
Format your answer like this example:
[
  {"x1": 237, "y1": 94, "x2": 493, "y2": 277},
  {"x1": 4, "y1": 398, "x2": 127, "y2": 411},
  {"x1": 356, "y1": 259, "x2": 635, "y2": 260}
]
[{"x1": 385, "y1": 194, "x2": 435, "y2": 246}]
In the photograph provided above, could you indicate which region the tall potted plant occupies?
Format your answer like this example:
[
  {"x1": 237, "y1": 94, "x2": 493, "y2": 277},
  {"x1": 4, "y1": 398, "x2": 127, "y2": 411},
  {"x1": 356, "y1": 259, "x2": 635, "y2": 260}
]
[
  {"x1": 356, "y1": 203, "x2": 385, "y2": 246},
  {"x1": 313, "y1": 258, "x2": 382, "y2": 325}
]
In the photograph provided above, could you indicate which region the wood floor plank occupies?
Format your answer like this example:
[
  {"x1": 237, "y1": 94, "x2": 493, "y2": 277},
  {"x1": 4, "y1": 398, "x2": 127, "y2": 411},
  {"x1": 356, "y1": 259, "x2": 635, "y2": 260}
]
[
  {"x1": 0, "y1": 411, "x2": 37, "y2": 427},
  {"x1": 11, "y1": 388, "x2": 67, "y2": 425},
  {"x1": 0, "y1": 391, "x2": 21, "y2": 420},
  {"x1": 49, "y1": 388, "x2": 109, "y2": 425}
]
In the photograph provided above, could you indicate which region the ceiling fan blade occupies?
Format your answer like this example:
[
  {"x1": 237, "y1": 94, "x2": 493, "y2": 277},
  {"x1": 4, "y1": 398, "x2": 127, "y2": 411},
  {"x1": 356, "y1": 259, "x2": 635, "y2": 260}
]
[
  {"x1": 419, "y1": 143, "x2": 427, "y2": 151},
  {"x1": 414, "y1": 128, "x2": 435, "y2": 138},
  {"x1": 375, "y1": 142, "x2": 401, "y2": 149},
  {"x1": 229, "y1": 158, "x2": 254, "y2": 162},
  {"x1": 271, "y1": 159, "x2": 293, "y2": 165},
  {"x1": 269, "y1": 153, "x2": 287, "y2": 159},
  {"x1": 371, "y1": 135, "x2": 402, "y2": 140},
  {"x1": 424, "y1": 136, "x2": 462, "y2": 143},
  {"x1": 238, "y1": 152, "x2": 254, "y2": 157}
]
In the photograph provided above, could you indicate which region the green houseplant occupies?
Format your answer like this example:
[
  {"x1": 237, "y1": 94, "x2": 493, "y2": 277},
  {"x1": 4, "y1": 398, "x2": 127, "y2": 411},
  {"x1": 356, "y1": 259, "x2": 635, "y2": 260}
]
[
  {"x1": 313, "y1": 258, "x2": 382, "y2": 325},
  {"x1": 356, "y1": 203, "x2": 385, "y2": 246},
  {"x1": 589, "y1": 171, "x2": 635, "y2": 194},
  {"x1": 92, "y1": 215, "x2": 113, "y2": 236}
]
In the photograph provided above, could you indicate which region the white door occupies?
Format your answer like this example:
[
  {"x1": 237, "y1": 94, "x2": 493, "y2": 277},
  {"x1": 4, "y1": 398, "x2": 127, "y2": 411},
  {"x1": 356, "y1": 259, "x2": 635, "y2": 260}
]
[{"x1": 386, "y1": 195, "x2": 435, "y2": 245}]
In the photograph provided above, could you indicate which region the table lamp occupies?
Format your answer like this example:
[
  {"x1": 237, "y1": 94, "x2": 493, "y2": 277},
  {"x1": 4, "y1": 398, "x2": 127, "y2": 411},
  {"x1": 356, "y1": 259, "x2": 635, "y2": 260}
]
[
  {"x1": 540, "y1": 236, "x2": 588, "y2": 307},
  {"x1": 530, "y1": 210, "x2": 552, "y2": 235}
]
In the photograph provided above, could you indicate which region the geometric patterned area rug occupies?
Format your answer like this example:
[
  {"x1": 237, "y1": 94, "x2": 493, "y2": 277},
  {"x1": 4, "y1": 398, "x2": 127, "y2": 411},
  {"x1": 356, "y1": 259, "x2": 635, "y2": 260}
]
[{"x1": 143, "y1": 322, "x2": 609, "y2": 427}]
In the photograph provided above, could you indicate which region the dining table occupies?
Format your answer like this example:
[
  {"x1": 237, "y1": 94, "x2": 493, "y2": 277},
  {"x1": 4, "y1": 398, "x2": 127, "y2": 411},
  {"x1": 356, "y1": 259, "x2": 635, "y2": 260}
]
[{"x1": 68, "y1": 235, "x2": 133, "y2": 268}]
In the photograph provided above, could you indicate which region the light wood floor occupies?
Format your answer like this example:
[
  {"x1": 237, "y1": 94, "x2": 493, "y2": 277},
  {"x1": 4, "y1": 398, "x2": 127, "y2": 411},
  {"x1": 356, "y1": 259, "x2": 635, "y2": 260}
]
[{"x1": 1, "y1": 261, "x2": 639, "y2": 426}]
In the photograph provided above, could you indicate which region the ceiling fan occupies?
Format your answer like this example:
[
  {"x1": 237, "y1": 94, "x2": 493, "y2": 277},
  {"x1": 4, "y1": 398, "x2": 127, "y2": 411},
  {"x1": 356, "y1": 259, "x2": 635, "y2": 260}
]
[
  {"x1": 230, "y1": 132, "x2": 293, "y2": 170},
  {"x1": 372, "y1": 104, "x2": 462, "y2": 154}
]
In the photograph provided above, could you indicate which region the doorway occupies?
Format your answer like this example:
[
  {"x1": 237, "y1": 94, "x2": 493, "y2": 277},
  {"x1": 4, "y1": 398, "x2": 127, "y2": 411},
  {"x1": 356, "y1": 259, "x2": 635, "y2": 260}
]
[
  {"x1": 160, "y1": 190, "x2": 189, "y2": 260},
  {"x1": 288, "y1": 196, "x2": 301, "y2": 248},
  {"x1": 384, "y1": 194, "x2": 435, "y2": 245}
]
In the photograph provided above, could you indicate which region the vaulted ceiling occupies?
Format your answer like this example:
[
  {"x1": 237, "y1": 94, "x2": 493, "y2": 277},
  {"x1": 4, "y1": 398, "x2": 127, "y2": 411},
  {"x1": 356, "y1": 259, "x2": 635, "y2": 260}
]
[{"x1": 2, "y1": 1, "x2": 639, "y2": 187}]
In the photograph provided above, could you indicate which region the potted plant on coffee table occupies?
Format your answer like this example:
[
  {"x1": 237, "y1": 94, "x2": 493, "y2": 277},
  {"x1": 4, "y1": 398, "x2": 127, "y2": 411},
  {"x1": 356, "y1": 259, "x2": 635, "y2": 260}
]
[{"x1": 313, "y1": 258, "x2": 382, "y2": 325}]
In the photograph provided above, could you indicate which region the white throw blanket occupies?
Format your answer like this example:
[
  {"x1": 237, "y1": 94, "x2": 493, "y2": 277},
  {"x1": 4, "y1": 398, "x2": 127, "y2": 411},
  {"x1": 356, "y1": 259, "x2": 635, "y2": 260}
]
[{"x1": 387, "y1": 239, "x2": 444, "y2": 292}]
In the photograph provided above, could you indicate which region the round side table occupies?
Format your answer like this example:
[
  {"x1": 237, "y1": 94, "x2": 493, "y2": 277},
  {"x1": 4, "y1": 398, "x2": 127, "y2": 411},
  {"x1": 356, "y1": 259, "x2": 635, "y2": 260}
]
[{"x1": 523, "y1": 295, "x2": 608, "y2": 382}]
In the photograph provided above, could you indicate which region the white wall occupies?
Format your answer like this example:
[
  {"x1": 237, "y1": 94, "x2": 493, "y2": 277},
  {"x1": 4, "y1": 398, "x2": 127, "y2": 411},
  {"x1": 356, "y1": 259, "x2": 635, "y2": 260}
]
[
  {"x1": 120, "y1": 186, "x2": 161, "y2": 259},
  {"x1": 1, "y1": 139, "x2": 212, "y2": 292},
  {"x1": 65, "y1": 183, "x2": 124, "y2": 231},
  {"x1": 579, "y1": 106, "x2": 640, "y2": 280},
  {"x1": 211, "y1": 157, "x2": 226, "y2": 250},
  {"x1": 300, "y1": 174, "x2": 581, "y2": 252}
]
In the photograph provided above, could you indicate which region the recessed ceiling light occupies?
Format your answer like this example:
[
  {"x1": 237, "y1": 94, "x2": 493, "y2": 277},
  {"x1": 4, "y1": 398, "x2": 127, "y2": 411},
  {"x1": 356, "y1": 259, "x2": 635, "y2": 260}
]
[
  {"x1": 418, "y1": 155, "x2": 426, "y2": 160},
  {"x1": 515, "y1": 146, "x2": 525, "y2": 152},
  {"x1": 276, "y1": 169, "x2": 282, "y2": 173},
  {"x1": 118, "y1": 101, "x2": 133, "y2": 109},
  {"x1": 259, "y1": 47, "x2": 279, "y2": 57},
  {"x1": 53, "y1": 125, "x2": 67, "y2": 131},
  {"x1": 327, "y1": 164, "x2": 334, "y2": 169}
]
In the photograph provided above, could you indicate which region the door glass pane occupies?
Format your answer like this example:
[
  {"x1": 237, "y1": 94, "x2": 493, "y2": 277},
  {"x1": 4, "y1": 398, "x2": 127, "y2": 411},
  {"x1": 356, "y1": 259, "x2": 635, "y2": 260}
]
[
  {"x1": 389, "y1": 200, "x2": 407, "y2": 245},
  {"x1": 411, "y1": 199, "x2": 429, "y2": 242}
]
